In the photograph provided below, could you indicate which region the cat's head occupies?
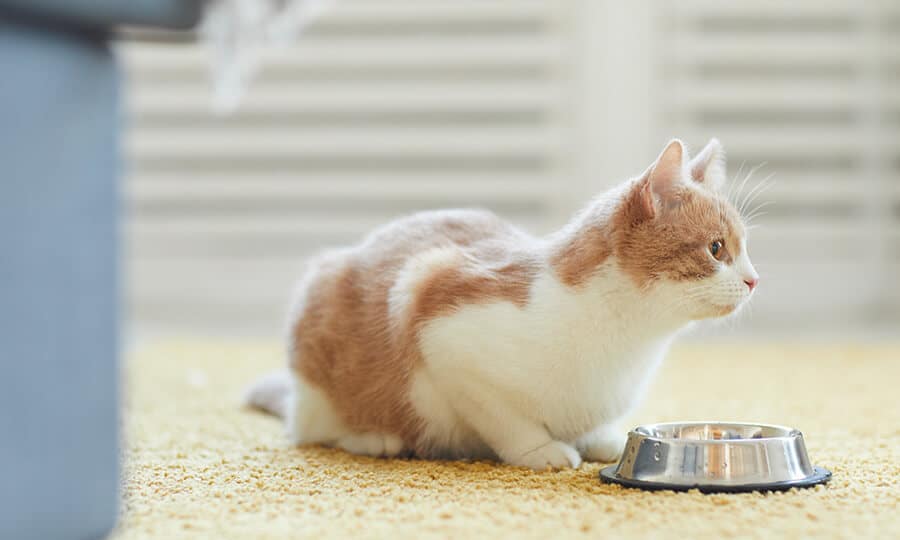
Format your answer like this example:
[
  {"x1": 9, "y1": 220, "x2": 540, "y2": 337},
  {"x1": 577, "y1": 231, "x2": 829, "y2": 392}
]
[{"x1": 616, "y1": 138, "x2": 758, "y2": 320}]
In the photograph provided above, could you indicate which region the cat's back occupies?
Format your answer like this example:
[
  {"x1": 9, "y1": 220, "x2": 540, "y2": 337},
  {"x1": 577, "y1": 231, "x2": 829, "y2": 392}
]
[
  {"x1": 294, "y1": 207, "x2": 526, "y2": 309},
  {"x1": 287, "y1": 208, "x2": 533, "y2": 440},
  {"x1": 360, "y1": 208, "x2": 527, "y2": 267},
  {"x1": 296, "y1": 208, "x2": 522, "y2": 297}
]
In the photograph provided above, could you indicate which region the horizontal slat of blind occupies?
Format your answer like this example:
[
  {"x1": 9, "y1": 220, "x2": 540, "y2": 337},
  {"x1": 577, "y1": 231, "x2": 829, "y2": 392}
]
[
  {"x1": 121, "y1": 37, "x2": 560, "y2": 69},
  {"x1": 128, "y1": 126, "x2": 555, "y2": 158},
  {"x1": 670, "y1": 83, "x2": 857, "y2": 109},
  {"x1": 268, "y1": 0, "x2": 550, "y2": 22},
  {"x1": 671, "y1": 36, "x2": 860, "y2": 63},
  {"x1": 129, "y1": 174, "x2": 548, "y2": 205},
  {"x1": 130, "y1": 84, "x2": 554, "y2": 115},
  {"x1": 671, "y1": 0, "x2": 857, "y2": 17}
]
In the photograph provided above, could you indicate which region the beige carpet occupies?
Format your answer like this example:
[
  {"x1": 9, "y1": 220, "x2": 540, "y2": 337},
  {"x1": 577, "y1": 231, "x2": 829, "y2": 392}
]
[{"x1": 113, "y1": 341, "x2": 899, "y2": 539}]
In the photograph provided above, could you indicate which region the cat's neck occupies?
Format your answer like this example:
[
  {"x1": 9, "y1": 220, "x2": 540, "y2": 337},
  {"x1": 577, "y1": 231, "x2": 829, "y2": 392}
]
[
  {"x1": 539, "y1": 189, "x2": 691, "y2": 335},
  {"x1": 542, "y1": 180, "x2": 634, "y2": 270},
  {"x1": 577, "y1": 262, "x2": 688, "y2": 333}
]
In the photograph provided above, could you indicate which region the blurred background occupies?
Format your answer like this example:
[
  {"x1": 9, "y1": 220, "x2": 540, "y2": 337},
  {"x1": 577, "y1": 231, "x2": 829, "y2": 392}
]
[{"x1": 119, "y1": 0, "x2": 900, "y2": 340}]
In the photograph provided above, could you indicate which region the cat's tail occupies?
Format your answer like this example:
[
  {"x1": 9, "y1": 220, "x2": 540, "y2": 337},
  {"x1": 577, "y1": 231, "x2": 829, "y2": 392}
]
[{"x1": 243, "y1": 370, "x2": 292, "y2": 418}]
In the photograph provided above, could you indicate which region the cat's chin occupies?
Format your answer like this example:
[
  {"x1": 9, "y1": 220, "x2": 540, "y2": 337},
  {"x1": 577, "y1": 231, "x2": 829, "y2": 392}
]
[
  {"x1": 714, "y1": 303, "x2": 739, "y2": 317},
  {"x1": 688, "y1": 303, "x2": 739, "y2": 321}
]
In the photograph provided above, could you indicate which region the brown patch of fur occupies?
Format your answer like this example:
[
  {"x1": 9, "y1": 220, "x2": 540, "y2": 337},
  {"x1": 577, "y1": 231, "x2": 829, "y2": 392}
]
[
  {"x1": 288, "y1": 210, "x2": 539, "y2": 453},
  {"x1": 614, "y1": 177, "x2": 744, "y2": 287},
  {"x1": 411, "y1": 259, "x2": 537, "y2": 323},
  {"x1": 550, "y1": 225, "x2": 612, "y2": 288}
]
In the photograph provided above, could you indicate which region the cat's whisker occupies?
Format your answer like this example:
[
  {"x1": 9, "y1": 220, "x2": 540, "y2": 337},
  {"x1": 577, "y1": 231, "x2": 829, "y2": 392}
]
[
  {"x1": 744, "y1": 211, "x2": 770, "y2": 225},
  {"x1": 730, "y1": 161, "x2": 754, "y2": 206},
  {"x1": 738, "y1": 175, "x2": 774, "y2": 218},
  {"x1": 745, "y1": 214, "x2": 769, "y2": 227},
  {"x1": 735, "y1": 162, "x2": 767, "y2": 214},
  {"x1": 739, "y1": 174, "x2": 775, "y2": 217},
  {"x1": 737, "y1": 172, "x2": 771, "y2": 218},
  {"x1": 743, "y1": 201, "x2": 775, "y2": 225},
  {"x1": 726, "y1": 160, "x2": 748, "y2": 204},
  {"x1": 741, "y1": 177, "x2": 775, "y2": 218},
  {"x1": 746, "y1": 199, "x2": 775, "y2": 216}
]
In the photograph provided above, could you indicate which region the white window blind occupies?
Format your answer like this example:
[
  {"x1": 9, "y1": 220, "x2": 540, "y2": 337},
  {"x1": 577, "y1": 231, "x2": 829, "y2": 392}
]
[
  {"x1": 122, "y1": 0, "x2": 899, "y2": 335},
  {"x1": 658, "y1": 0, "x2": 900, "y2": 327},
  {"x1": 122, "y1": 0, "x2": 570, "y2": 333}
]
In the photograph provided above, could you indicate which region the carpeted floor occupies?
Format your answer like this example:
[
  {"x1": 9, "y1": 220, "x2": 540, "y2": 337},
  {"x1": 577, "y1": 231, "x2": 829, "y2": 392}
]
[{"x1": 113, "y1": 341, "x2": 899, "y2": 539}]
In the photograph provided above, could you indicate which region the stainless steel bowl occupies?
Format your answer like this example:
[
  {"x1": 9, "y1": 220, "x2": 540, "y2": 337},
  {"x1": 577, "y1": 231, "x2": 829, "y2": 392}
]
[{"x1": 599, "y1": 422, "x2": 831, "y2": 493}]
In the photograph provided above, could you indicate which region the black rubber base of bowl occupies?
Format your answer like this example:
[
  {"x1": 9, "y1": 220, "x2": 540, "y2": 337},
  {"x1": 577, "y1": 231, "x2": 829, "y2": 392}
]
[{"x1": 599, "y1": 465, "x2": 831, "y2": 494}]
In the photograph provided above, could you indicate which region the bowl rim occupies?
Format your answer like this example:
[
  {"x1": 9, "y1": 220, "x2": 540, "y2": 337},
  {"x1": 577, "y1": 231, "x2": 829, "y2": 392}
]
[
  {"x1": 629, "y1": 420, "x2": 802, "y2": 443},
  {"x1": 599, "y1": 465, "x2": 832, "y2": 493}
]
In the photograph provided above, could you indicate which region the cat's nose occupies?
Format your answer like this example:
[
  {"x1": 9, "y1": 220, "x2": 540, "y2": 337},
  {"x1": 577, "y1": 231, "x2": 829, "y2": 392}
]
[{"x1": 743, "y1": 277, "x2": 759, "y2": 292}]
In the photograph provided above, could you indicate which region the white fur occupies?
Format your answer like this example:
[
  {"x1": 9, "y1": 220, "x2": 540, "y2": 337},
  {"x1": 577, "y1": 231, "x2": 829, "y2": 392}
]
[
  {"x1": 286, "y1": 374, "x2": 405, "y2": 457},
  {"x1": 411, "y1": 261, "x2": 685, "y2": 469},
  {"x1": 388, "y1": 246, "x2": 464, "y2": 330}
]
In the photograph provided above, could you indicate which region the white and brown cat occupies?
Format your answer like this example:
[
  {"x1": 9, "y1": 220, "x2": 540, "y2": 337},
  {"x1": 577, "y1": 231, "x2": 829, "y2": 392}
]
[{"x1": 246, "y1": 138, "x2": 759, "y2": 470}]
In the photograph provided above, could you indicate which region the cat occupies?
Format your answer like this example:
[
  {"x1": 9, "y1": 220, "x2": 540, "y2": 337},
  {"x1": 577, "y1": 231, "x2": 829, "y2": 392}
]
[{"x1": 246, "y1": 138, "x2": 759, "y2": 470}]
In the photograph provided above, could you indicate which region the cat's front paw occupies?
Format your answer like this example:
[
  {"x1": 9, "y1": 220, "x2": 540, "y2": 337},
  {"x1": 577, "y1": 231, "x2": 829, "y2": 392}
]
[
  {"x1": 509, "y1": 441, "x2": 582, "y2": 471},
  {"x1": 577, "y1": 426, "x2": 627, "y2": 462}
]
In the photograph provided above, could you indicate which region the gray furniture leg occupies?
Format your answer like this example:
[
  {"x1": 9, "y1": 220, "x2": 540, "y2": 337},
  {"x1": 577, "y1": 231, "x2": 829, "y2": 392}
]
[{"x1": 0, "y1": 17, "x2": 120, "y2": 540}]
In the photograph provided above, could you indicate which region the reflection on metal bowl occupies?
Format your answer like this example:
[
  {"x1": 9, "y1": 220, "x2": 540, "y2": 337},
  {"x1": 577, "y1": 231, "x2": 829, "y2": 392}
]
[{"x1": 599, "y1": 422, "x2": 831, "y2": 493}]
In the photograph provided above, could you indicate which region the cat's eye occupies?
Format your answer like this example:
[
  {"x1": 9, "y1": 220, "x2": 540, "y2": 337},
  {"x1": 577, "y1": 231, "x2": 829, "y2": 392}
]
[{"x1": 709, "y1": 240, "x2": 724, "y2": 260}]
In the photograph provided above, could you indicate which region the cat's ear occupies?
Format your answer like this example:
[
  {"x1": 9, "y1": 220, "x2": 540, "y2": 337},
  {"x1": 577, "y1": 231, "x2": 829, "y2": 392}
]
[
  {"x1": 689, "y1": 138, "x2": 726, "y2": 191},
  {"x1": 636, "y1": 139, "x2": 688, "y2": 219},
  {"x1": 650, "y1": 138, "x2": 688, "y2": 198}
]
